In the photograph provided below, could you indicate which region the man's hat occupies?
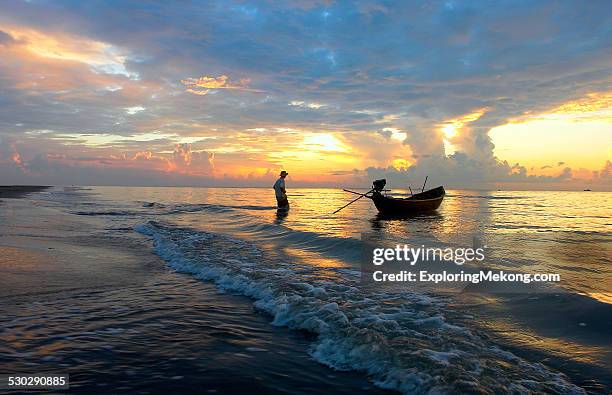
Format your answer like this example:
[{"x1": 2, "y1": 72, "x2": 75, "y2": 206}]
[{"x1": 280, "y1": 170, "x2": 288, "y2": 176}]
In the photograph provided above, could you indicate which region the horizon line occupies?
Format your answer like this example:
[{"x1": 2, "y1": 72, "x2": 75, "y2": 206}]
[{"x1": 2, "y1": 184, "x2": 609, "y2": 193}]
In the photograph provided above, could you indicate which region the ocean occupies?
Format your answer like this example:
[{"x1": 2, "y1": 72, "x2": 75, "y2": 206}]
[{"x1": 1, "y1": 186, "x2": 610, "y2": 394}]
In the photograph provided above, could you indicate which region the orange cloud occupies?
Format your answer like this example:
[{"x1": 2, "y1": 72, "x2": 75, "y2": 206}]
[
  {"x1": 0, "y1": 25, "x2": 160, "y2": 101},
  {"x1": 0, "y1": 140, "x2": 29, "y2": 173},
  {"x1": 181, "y1": 75, "x2": 263, "y2": 95},
  {"x1": 545, "y1": 92, "x2": 612, "y2": 121},
  {"x1": 0, "y1": 25, "x2": 131, "y2": 76},
  {"x1": 10, "y1": 145, "x2": 28, "y2": 172},
  {"x1": 170, "y1": 143, "x2": 215, "y2": 174},
  {"x1": 124, "y1": 145, "x2": 215, "y2": 176},
  {"x1": 593, "y1": 160, "x2": 611, "y2": 180},
  {"x1": 509, "y1": 91, "x2": 612, "y2": 123}
]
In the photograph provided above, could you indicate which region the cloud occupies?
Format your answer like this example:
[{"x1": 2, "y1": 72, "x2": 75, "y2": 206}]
[
  {"x1": 289, "y1": 100, "x2": 327, "y2": 109},
  {"x1": 362, "y1": 153, "x2": 582, "y2": 191},
  {"x1": 125, "y1": 106, "x2": 145, "y2": 115},
  {"x1": 534, "y1": 92, "x2": 612, "y2": 122},
  {"x1": 181, "y1": 75, "x2": 263, "y2": 95},
  {"x1": 593, "y1": 160, "x2": 612, "y2": 181},
  {"x1": 0, "y1": 25, "x2": 134, "y2": 77},
  {"x1": 170, "y1": 143, "x2": 215, "y2": 175},
  {"x1": 0, "y1": 1, "x2": 610, "y2": 189},
  {"x1": 0, "y1": 137, "x2": 29, "y2": 173},
  {"x1": 0, "y1": 30, "x2": 16, "y2": 45}
]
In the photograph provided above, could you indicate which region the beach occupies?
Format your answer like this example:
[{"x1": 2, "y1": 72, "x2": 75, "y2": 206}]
[
  {"x1": 0, "y1": 189, "x2": 387, "y2": 394},
  {"x1": 0, "y1": 186, "x2": 610, "y2": 394},
  {"x1": 2, "y1": 1, "x2": 610, "y2": 393},
  {"x1": 0, "y1": 186, "x2": 50, "y2": 199}
]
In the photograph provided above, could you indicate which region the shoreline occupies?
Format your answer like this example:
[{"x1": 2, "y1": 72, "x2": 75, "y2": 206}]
[
  {"x1": 1, "y1": 186, "x2": 610, "y2": 393},
  {"x1": 0, "y1": 185, "x2": 50, "y2": 199},
  {"x1": 0, "y1": 194, "x2": 390, "y2": 394}
]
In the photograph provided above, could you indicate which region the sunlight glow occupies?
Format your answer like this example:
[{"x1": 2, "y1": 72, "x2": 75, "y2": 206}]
[
  {"x1": 383, "y1": 127, "x2": 407, "y2": 141},
  {"x1": 440, "y1": 108, "x2": 488, "y2": 155},
  {"x1": 490, "y1": 92, "x2": 612, "y2": 176},
  {"x1": 301, "y1": 133, "x2": 348, "y2": 152},
  {"x1": 490, "y1": 120, "x2": 611, "y2": 175},
  {"x1": 392, "y1": 158, "x2": 411, "y2": 170}
]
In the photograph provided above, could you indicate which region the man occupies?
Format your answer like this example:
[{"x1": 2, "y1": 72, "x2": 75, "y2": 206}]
[{"x1": 273, "y1": 170, "x2": 289, "y2": 209}]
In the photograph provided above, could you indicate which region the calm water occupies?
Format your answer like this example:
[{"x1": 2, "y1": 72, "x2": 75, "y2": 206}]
[{"x1": 1, "y1": 186, "x2": 610, "y2": 393}]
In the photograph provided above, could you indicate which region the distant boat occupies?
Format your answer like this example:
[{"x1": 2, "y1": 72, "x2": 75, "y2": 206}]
[
  {"x1": 370, "y1": 185, "x2": 445, "y2": 216},
  {"x1": 584, "y1": 189, "x2": 591, "y2": 191}
]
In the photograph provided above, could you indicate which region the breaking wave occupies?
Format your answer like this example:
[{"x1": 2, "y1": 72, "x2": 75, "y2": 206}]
[{"x1": 135, "y1": 221, "x2": 584, "y2": 394}]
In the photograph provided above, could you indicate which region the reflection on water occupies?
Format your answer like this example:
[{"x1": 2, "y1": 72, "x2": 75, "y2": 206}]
[
  {"x1": 75, "y1": 186, "x2": 610, "y2": 300},
  {"x1": 23, "y1": 186, "x2": 612, "y2": 393},
  {"x1": 274, "y1": 208, "x2": 289, "y2": 224}
]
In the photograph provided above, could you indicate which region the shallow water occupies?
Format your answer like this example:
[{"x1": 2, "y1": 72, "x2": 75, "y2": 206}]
[
  {"x1": 0, "y1": 197, "x2": 387, "y2": 394},
  {"x1": 2, "y1": 186, "x2": 610, "y2": 393}
]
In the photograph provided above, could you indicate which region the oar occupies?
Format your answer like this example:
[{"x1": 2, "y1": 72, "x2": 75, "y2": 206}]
[
  {"x1": 333, "y1": 188, "x2": 374, "y2": 214},
  {"x1": 344, "y1": 188, "x2": 390, "y2": 195},
  {"x1": 421, "y1": 176, "x2": 428, "y2": 192},
  {"x1": 343, "y1": 189, "x2": 369, "y2": 196}
]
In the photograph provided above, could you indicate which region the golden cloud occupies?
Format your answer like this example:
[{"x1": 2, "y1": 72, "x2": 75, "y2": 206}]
[
  {"x1": 440, "y1": 108, "x2": 489, "y2": 139},
  {"x1": 508, "y1": 91, "x2": 612, "y2": 124},
  {"x1": 0, "y1": 24, "x2": 156, "y2": 99},
  {"x1": 542, "y1": 91, "x2": 612, "y2": 122},
  {"x1": 181, "y1": 75, "x2": 263, "y2": 95},
  {"x1": 0, "y1": 25, "x2": 132, "y2": 76},
  {"x1": 438, "y1": 108, "x2": 489, "y2": 156}
]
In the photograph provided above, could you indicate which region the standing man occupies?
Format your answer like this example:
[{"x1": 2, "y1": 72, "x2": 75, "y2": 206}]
[{"x1": 273, "y1": 170, "x2": 289, "y2": 209}]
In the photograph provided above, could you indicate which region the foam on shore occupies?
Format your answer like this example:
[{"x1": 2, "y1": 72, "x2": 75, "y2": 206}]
[{"x1": 136, "y1": 220, "x2": 585, "y2": 394}]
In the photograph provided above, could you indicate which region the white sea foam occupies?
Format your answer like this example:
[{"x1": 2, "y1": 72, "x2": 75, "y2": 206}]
[{"x1": 135, "y1": 221, "x2": 585, "y2": 394}]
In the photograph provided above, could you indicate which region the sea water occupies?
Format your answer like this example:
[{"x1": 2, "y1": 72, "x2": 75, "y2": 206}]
[{"x1": 1, "y1": 186, "x2": 610, "y2": 394}]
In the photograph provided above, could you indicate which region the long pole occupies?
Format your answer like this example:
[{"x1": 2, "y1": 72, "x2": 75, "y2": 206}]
[
  {"x1": 343, "y1": 189, "x2": 368, "y2": 196},
  {"x1": 421, "y1": 176, "x2": 428, "y2": 192},
  {"x1": 333, "y1": 188, "x2": 374, "y2": 214}
]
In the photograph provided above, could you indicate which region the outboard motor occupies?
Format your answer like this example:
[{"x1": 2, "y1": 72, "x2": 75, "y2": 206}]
[{"x1": 372, "y1": 179, "x2": 386, "y2": 192}]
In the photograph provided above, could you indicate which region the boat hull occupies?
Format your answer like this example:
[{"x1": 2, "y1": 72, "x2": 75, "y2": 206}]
[{"x1": 370, "y1": 186, "x2": 445, "y2": 216}]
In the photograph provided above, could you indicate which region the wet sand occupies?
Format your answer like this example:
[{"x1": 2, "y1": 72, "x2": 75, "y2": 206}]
[{"x1": 0, "y1": 186, "x2": 50, "y2": 199}]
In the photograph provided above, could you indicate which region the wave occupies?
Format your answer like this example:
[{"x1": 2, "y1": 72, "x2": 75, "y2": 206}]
[
  {"x1": 75, "y1": 210, "x2": 136, "y2": 216},
  {"x1": 141, "y1": 201, "x2": 167, "y2": 208},
  {"x1": 172, "y1": 203, "x2": 277, "y2": 212},
  {"x1": 230, "y1": 220, "x2": 363, "y2": 262},
  {"x1": 140, "y1": 202, "x2": 277, "y2": 213},
  {"x1": 135, "y1": 221, "x2": 584, "y2": 394},
  {"x1": 75, "y1": 201, "x2": 278, "y2": 217}
]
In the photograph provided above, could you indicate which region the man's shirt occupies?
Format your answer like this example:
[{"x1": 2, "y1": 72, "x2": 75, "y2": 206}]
[{"x1": 273, "y1": 177, "x2": 286, "y2": 199}]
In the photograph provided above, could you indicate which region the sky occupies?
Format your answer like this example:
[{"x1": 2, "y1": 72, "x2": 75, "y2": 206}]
[{"x1": 0, "y1": 0, "x2": 610, "y2": 190}]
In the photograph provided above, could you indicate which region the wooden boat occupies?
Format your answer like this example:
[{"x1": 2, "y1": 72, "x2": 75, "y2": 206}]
[
  {"x1": 335, "y1": 178, "x2": 445, "y2": 217},
  {"x1": 369, "y1": 186, "x2": 445, "y2": 216}
]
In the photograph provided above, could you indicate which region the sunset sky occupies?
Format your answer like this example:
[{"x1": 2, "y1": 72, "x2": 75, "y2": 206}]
[{"x1": 0, "y1": 0, "x2": 610, "y2": 190}]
